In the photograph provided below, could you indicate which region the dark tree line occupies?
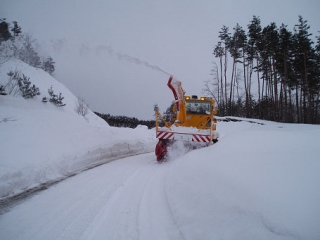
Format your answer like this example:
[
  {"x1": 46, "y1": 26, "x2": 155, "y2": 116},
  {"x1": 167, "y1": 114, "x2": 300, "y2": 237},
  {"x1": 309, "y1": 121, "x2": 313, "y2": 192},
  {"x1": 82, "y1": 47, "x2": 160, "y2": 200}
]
[
  {"x1": 95, "y1": 112, "x2": 156, "y2": 129},
  {"x1": 204, "y1": 16, "x2": 320, "y2": 124},
  {"x1": 0, "y1": 18, "x2": 55, "y2": 75}
]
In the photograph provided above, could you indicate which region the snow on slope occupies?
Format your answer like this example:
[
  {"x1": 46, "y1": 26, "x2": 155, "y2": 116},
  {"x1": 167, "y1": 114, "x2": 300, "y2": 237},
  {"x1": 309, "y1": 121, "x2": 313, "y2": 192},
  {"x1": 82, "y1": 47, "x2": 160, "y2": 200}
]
[
  {"x1": 166, "y1": 120, "x2": 320, "y2": 239},
  {"x1": 0, "y1": 59, "x2": 157, "y2": 200}
]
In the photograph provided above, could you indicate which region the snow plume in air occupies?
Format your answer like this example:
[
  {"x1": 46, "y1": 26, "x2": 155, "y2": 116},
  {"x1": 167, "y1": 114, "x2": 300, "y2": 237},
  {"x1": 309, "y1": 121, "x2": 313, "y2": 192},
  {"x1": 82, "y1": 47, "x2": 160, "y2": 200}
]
[{"x1": 95, "y1": 45, "x2": 171, "y2": 76}]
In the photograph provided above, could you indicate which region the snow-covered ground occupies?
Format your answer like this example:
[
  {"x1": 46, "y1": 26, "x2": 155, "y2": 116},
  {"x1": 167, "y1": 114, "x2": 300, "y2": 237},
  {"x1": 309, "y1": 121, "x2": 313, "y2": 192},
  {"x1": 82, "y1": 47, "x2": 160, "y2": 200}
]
[
  {"x1": 0, "y1": 59, "x2": 320, "y2": 239},
  {"x1": 0, "y1": 59, "x2": 157, "y2": 200}
]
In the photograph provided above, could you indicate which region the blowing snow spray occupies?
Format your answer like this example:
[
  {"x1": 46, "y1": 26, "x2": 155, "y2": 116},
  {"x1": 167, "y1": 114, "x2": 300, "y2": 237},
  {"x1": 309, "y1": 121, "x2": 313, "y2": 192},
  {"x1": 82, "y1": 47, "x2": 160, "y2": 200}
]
[{"x1": 95, "y1": 44, "x2": 172, "y2": 76}]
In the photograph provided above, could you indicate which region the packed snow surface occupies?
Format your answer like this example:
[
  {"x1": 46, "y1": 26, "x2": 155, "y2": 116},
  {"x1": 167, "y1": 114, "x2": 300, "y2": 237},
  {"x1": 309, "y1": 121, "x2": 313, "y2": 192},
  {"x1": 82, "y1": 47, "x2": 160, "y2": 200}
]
[{"x1": 1, "y1": 59, "x2": 320, "y2": 239}]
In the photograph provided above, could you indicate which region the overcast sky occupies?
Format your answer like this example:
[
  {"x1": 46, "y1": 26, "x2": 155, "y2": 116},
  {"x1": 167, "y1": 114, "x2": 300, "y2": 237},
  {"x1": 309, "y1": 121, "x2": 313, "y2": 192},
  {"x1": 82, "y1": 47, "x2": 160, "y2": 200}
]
[{"x1": 1, "y1": 0, "x2": 320, "y2": 119}]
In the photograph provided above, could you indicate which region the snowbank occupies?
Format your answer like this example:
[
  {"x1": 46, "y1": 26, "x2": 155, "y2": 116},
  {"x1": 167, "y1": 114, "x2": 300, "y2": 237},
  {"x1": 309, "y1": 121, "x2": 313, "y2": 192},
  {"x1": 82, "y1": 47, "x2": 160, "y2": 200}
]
[
  {"x1": 0, "y1": 59, "x2": 157, "y2": 200},
  {"x1": 165, "y1": 120, "x2": 320, "y2": 239}
]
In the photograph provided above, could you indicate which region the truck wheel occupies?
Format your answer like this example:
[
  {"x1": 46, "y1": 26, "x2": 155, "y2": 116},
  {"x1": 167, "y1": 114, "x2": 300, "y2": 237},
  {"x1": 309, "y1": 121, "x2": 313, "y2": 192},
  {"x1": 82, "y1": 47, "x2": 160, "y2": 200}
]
[{"x1": 155, "y1": 139, "x2": 168, "y2": 161}]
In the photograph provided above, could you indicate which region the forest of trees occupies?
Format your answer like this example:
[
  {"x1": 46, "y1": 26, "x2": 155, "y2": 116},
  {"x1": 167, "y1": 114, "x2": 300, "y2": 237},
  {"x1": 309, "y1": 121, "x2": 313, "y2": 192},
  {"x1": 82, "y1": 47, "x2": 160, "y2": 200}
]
[
  {"x1": 0, "y1": 18, "x2": 55, "y2": 75},
  {"x1": 204, "y1": 16, "x2": 320, "y2": 124},
  {"x1": 95, "y1": 112, "x2": 156, "y2": 129}
]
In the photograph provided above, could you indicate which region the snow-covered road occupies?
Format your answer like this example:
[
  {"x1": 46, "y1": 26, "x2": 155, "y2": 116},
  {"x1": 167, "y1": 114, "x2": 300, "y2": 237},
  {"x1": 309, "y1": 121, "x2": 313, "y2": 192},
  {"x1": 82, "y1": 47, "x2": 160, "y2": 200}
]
[
  {"x1": 1, "y1": 119, "x2": 320, "y2": 240},
  {"x1": 0, "y1": 152, "x2": 184, "y2": 240}
]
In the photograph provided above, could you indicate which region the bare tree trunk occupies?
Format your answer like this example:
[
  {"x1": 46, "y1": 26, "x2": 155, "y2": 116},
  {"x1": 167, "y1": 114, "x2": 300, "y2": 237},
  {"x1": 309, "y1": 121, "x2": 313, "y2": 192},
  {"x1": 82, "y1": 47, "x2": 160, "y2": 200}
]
[
  {"x1": 272, "y1": 57, "x2": 278, "y2": 121},
  {"x1": 223, "y1": 50, "x2": 228, "y2": 115},
  {"x1": 256, "y1": 58, "x2": 261, "y2": 118},
  {"x1": 219, "y1": 57, "x2": 223, "y2": 111},
  {"x1": 279, "y1": 82, "x2": 284, "y2": 121},
  {"x1": 248, "y1": 61, "x2": 253, "y2": 114},
  {"x1": 243, "y1": 56, "x2": 249, "y2": 117},
  {"x1": 303, "y1": 54, "x2": 313, "y2": 123},
  {"x1": 229, "y1": 59, "x2": 236, "y2": 115}
]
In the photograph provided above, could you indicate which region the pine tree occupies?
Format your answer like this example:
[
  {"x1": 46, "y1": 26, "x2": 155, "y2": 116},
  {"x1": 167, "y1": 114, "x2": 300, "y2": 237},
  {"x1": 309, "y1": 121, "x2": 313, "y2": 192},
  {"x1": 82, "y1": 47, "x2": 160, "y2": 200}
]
[
  {"x1": 0, "y1": 85, "x2": 7, "y2": 95},
  {"x1": 213, "y1": 42, "x2": 224, "y2": 109},
  {"x1": 276, "y1": 24, "x2": 294, "y2": 122},
  {"x1": 247, "y1": 16, "x2": 262, "y2": 117},
  {"x1": 42, "y1": 57, "x2": 55, "y2": 75},
  {"x1": 48, "y1": 86, "x2": 66, "y2": 106},
  {"x1": 314, "y1": 34, "x2": 320, "y2": 122},
  {"x1": 259, "y1": 22, "x2": 280, "y2": 120},
  {"x1": 18, "y1": 74, "x2": 40, "y2": 98},
  {"x1": 0, "y1": 19, "x2": 12, "y2": 43},
  {"x1": 154, "y1": 103, "x2": 159, "y2": 114},
  {"x1": 218, "y1": 25, "x2": 231, "y2": 115},
  {"x1": 229, "y1": 23, "x2": 247, "y2": 116},
  {"x1": 163, "y1": 102, "x2": 175, "y2": 123},
  {"x1": 11, "y1": 21, "x2": 21, "y2": 37},
  {"x1": 293, "y1": 16, "x2": 315, "y2": 123}
]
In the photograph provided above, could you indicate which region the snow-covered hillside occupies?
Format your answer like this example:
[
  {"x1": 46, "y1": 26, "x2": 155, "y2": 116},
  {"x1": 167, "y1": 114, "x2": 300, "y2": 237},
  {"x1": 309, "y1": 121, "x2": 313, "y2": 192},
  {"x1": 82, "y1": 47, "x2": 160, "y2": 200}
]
[
  {"x1": 0, "y1": 59, "x2": 157, "y2": 200},
  {"x1": 0, "y1": 59, "x2": 320, "y2": 239}
]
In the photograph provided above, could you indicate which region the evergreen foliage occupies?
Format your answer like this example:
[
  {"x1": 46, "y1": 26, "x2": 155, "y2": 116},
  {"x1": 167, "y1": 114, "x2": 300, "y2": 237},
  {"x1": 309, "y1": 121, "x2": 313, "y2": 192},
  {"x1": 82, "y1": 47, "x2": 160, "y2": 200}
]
[
  {"x1": 95, "y1": 112, "x2": 156, "y2": 129},
  {"x1": 18, "y1": 74, "x2": 40, "y2": 98},
  {"x1": 162, "y1": 102, "x2": 175, "y2": 124},
  {"x1": 11, "y1": 21, "x2": 21, "y2": 37},
  {"x1": 94, "y1": 104, "x2": 176, "y2": 129},
  {"x1": 0, "y1": 18, "x2": 12, "y2": 43},
  {"x1": 0, "y1": 20, "x2": 55, "y2": 75},
  {"x1": 206, "y1": 15, "x2": 320, "y2": 124},
  {"x1": 5, "y1": 70, "x2": 40, "y2": 98},
  {"x1": 0, "y1": 85, "x2": 7, "y2": 95},
  {"x1": 48, "y1": 86, "x2": 66, "y2": 107},
  {"x1": 42, "y1": 57, "x2": 55, "y2": 76},
  {"x1": 153, "y1": 104, "x2": 159, "y2": 112}
]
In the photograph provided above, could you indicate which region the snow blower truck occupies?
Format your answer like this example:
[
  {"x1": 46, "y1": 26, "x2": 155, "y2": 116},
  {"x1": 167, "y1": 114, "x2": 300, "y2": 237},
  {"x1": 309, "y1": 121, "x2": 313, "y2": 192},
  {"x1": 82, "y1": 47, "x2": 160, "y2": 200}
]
[{"x1": 155, "y1": 76, "x2": 218, "y2": 161}]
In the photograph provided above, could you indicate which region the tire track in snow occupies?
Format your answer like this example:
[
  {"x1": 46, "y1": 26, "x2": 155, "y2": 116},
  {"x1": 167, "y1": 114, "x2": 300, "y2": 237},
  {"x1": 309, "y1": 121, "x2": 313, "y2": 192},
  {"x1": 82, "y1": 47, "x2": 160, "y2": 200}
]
[
  {"x1": 81, "y1": 154, "x2": 183, "y2": 240},
  {"x1": 136, "y1": 161, "x2": 184, "y2": 240},
  {"x1": 59, "y1": 154, "x2": 158, "y2": 240},
  {"x1": 0, "y1": 153, "x2": 156, "y2": 239},
  {"x1": 82, "y1": 158, "x2": 156, "y2": 239},
  {"x1": 0, "y1": 152, "x2": 185, "y2": 240}
]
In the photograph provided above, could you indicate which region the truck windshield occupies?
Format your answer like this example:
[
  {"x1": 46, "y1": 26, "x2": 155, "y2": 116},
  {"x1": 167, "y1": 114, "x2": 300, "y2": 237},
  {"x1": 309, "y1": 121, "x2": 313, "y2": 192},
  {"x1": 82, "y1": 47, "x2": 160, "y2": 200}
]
[{"x1": 186, "y1": 101, "x2": 210, "y2": 114}]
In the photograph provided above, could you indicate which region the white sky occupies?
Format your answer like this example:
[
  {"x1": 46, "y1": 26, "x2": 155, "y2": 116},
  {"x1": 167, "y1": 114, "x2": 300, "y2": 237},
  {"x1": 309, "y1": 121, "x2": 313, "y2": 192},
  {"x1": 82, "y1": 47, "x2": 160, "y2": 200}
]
[{"x1": 1, "y1": 0, "x2": 320, "y2": 119}]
